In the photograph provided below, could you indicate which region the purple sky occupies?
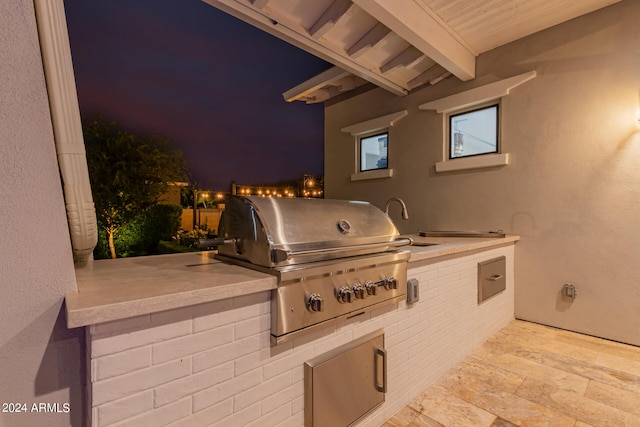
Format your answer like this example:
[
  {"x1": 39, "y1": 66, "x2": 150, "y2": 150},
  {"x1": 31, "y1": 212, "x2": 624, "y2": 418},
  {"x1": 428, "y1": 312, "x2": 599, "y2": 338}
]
[{"x1": 64, "y1": 1, "x2": 331, "y2": 190}]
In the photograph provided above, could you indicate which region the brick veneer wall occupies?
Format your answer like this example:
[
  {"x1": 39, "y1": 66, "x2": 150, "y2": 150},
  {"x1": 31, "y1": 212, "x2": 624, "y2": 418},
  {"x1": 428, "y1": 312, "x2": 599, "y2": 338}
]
[{"x1": 87, "y1": 245, "x2": 514, "y2": 426}]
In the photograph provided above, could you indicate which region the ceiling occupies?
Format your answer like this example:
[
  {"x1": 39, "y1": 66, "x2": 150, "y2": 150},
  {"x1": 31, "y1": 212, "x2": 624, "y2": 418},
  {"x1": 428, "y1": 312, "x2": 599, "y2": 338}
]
[{"x1": 203, "y1": 0, "x2": 621, "y2": 103}]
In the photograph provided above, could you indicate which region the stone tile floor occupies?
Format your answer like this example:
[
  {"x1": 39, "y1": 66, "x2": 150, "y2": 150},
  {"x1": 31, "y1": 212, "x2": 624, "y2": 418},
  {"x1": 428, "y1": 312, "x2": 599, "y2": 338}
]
[{"x1": 382, "y1": 320, "x2": 640, "y2": 427}]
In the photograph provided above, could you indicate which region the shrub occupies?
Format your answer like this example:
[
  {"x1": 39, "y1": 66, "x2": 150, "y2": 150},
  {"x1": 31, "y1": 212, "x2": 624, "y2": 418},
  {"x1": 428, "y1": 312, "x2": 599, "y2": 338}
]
[
  {"x1": 173, "y1": 226, "x2": 208, "y2": 248},
  {"x1": 139, "y1": 204, "x2": 183, "y2": 253},
  {"x1": 93, "y1": 203, "x2": 183, "y2": 259}
]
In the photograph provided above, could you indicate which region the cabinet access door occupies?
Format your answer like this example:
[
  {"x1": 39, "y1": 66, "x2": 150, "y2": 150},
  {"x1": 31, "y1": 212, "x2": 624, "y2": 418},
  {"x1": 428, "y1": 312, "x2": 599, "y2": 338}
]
[{"x1": 304, "y1": 329, "x2": 386, "y2": 427}]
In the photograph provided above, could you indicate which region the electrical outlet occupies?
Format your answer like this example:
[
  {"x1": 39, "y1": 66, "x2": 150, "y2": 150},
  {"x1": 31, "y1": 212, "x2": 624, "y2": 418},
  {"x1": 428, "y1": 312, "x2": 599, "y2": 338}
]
[
  {"x1": 563, "y1": 283, "x2": 577, "y2": 300},
  {"x1": 407, "y1": 278, "x2": 419, "y2": 304}
]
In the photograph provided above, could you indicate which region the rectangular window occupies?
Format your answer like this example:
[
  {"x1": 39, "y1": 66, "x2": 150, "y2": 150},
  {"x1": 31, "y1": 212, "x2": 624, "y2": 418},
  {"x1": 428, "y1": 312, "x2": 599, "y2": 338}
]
[
  {"x1": 449, "y1": 104, "x2": 499, "y2": 159},
  {"x1": 360, "y1": 132, "x2": 388, "y2": 172}
]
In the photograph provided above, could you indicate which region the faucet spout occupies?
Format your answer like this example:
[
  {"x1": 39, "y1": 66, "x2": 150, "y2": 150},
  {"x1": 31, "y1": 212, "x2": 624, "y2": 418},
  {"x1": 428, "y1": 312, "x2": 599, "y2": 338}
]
[{"x1": 385, "y1": 197, "x2": 409, "y2": 220}]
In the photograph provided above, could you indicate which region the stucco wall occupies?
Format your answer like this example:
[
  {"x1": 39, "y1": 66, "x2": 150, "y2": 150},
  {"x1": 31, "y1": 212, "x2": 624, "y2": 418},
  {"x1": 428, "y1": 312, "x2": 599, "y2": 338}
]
[
  {"x1": 0, "y1": 1, "x2": 84, "y2": 426},
  {"x1": 325, "y1": 0, "x2": 640, "y2": 346}
]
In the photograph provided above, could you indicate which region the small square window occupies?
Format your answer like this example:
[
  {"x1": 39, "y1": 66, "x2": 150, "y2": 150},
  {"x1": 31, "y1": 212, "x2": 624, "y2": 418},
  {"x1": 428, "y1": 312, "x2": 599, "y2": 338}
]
[
  {"x1": 449, "y1": 104, "x2": 499, "y2": 159},
  {"x1": 360, "y1": 132, "x2": 388, "y2": 172}
]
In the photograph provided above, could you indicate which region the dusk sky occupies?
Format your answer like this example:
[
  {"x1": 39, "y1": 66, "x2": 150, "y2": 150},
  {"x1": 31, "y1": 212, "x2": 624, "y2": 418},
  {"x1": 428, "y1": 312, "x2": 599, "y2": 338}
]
[{"x1": 64, "y1": 1, "x2": 332, "y2": 190}]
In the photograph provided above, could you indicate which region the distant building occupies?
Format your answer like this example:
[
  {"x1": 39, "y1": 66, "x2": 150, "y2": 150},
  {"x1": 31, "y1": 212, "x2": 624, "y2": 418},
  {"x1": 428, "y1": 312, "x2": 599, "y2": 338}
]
[{"x1": 158, "y1": 181, "x2": 189, "y2": 205}]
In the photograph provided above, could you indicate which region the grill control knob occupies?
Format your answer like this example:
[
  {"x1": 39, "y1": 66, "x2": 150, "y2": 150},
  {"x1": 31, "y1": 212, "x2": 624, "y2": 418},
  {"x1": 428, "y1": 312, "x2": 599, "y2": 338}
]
[
  {"x1": 384, "y1": 276, "x2": 398, "y2": 290},
  {"x1": 352, "y1": 283, "x2": 366, "y2": 299},
  {"x1": 337, "y1": 286, "x2": 354, "y2": 303},
  {"x1": 364, "y1": 280, "x2": 378, "y2": 296},
  {"x1": 307, "y1": 293, "x2": 324, "y2": 312}
]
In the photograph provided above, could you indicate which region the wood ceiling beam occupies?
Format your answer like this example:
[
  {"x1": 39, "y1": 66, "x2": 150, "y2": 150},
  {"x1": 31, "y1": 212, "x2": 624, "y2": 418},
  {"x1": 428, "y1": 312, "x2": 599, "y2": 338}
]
[
  {"x1": 310, "y1": 88, "x2": 332, "y2": 103},
  {"x1": 249, "y1": 0, "x2": 270, "y2": 10},
  {"x1": 282, "y1": 66, "x2": 351, "y2": 102},
  {"x1": 407, "y1": 64, "x2": 451, "y2": 90},
  {"x1": 336, "y1": 76, "x2": 358, "y2": 92},
  {"x1": 352, "y1": 0, "x2": 476, "y2": 81},
  {"x1": 309, "y1": 0, "x2": 353, "y2": 39},
  {"x1": 380, "y1": 46, "x2": 425, "y2": 74},
  {"x1": 347, "y1": 22, "x2": 390, "y2": 58},
  {"x1": 203, "y1": 0, "x2": 409, "y2": 96}
]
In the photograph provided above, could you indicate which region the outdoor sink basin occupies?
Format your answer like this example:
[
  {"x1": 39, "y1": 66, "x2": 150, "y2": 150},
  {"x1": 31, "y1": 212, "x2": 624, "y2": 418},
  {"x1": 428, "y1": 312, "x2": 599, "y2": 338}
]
[
  {"x1": 407, "y1": 230, "x2": 506, "y2": 247},
  {"x1": 410, "y1": 241, "x2": 439, "y2": 247},
  {"x1": 402, "y1": 234, "x2": 441, "y2": 247},
  {"x1": 419, "y1": 230, "x2": 505, "y2": 238}
]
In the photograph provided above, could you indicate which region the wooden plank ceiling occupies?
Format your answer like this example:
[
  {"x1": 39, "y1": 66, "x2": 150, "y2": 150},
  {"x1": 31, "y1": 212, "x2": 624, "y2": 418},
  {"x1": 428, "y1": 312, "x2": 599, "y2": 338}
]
[{"x1": 203, "y1": 0, "x2": 621, "y2": 103}]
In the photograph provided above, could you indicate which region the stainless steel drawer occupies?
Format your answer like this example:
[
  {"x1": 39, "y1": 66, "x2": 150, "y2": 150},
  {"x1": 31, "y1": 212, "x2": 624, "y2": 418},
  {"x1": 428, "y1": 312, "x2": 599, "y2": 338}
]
[{"x1": 478, "y1": 256, "x2": 506, "y2": 303}]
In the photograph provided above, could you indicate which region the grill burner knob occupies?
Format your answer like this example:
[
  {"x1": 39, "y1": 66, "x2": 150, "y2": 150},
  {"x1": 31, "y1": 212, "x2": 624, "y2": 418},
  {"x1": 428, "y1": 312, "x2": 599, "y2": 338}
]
[
  {"x1": 352, "y1": 283, "x2": 366, "y2": 299},
  {"x1": 337, "y1": 286, "x2": 354, "y2": 303},
  {"x1": 364, "y1": 280, "x2": 378, "y2": 296},
  {"x1": 307, "y1": 294, "x2": 324, "y2": 312},
  {"x1": 384, "y1": 276, "x2": 398, "y2": 290}
]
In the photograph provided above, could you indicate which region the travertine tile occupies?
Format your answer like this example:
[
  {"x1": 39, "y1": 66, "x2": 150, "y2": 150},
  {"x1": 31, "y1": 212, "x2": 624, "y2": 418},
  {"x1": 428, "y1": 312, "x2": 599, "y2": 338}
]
[
  {"x1": 485, "y1": 330, "x2": 600, "y2": 365},
  {"x1": 496, "y1": 321, "x2": 604, "y2": 361},
  {"x1": 382, "y1": 320, "x2": 640, "y2": 427},
  {"x1": 515, "y1": 376, "x2": 640, "y2": 427},
  {"x1": 453, "y1": 359, "x2": 524, "y2": 393},
  {"x1": 410, "y1": 384, "x2": 496, "y2": 427},
  {"x1": 584, "y1": 380, "x2": 640, "y2": 416},
  {"x1": 470, "y1": 345, "x2": 588, "y2": 393},
  {"x1": 382, "y1": 406, "x2": 444, "y2": 427},
  {"x1": 502, "y1": 320, "x2": 559, "y2": 338},
  {"x1": 481, "y1": 338, "x2": 640, "y2": 396},
  {"x1": 490, "y1": 418, "x2": 519, "y2": 427},
  {"x1": 595, "y1": 352, "x2": 640, "y2": 377},
  {"x1": 442, "y1": 372, "x2": 575, "y2": 427},
  {"x1": 512, "y1": 348, "x2": 640, "y2": 395},
  {"x1": 554, "y1": 329, "x2": 640, "y2": 363}
]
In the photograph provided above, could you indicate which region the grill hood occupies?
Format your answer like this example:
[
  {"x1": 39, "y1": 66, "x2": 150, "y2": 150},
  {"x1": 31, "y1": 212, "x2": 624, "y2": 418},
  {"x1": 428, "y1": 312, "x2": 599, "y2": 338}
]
[{"x1": 217, "y1": 196, "x2": 411, "y2": 267}]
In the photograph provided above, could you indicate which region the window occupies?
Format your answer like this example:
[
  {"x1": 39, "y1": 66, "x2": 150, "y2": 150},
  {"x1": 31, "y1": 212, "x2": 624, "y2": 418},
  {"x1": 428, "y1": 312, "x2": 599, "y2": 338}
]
[
  {"x1": 418, "y1": 72, "x2": 535, "y2": 172},
  {"x1": 341, "y1": 110, "x2": 407, "y2": 181},
  {"x1": 360, "y1": 132, "x2": 388, "y2": 171},
  {"x1": 449, "y1": 103, "x2": 499, "y2": 159}
]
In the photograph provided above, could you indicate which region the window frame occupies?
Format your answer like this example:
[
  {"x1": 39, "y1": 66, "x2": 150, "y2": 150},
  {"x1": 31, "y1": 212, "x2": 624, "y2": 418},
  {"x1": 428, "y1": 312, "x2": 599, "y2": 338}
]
[
  {"x1": 341, "y1": 110, "x2": 407, "y2": 181},
  {"x1": 359, "y1": 131, "x2": 389, "y2": 173},
  {"x1": 418, "y1": 71, "x2": 536, "y2": 173},
  {"x1": 447, "y1": 101, "x2": 500, "y2": 160}
]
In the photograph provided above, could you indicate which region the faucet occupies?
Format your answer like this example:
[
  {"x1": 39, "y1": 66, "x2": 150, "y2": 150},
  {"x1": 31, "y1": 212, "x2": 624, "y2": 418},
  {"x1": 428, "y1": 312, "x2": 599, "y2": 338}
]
[{"x1": 385, "y1": 197, "x2": 409, "y2": 220}]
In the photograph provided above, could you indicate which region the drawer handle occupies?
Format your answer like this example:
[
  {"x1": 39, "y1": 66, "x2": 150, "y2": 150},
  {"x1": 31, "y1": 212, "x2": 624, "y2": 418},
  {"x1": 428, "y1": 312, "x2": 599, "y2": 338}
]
[
  {"x1": 487, "y1": 274, "x2": 504, "y2": 281},
  {"x1": 375, "y1": 348, "x2": 387, "y2": 393}
]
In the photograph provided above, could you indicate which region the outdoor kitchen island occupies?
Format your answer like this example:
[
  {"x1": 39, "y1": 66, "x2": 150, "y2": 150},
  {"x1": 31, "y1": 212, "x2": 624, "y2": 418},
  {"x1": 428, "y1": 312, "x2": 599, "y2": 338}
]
[{"x1": 67, "y1": 235, "x2": 519, "y2": 427}]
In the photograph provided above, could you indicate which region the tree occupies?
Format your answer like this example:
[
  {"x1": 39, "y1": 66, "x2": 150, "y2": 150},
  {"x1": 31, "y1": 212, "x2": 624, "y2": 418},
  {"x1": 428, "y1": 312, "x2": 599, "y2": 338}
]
[{"x1": 83, "y1": 117, "x2": 188, "y2": 259}]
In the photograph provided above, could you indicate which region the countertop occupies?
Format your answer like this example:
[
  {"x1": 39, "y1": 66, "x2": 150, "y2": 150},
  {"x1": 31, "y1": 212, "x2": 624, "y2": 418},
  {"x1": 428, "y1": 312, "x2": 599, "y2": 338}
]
[
  {"x1": 66, "y1": 252, "x2": 276, "y2": 328},
  {"x1": 65, "y1": 235, "x2": 519, "y2": 328},
  {"x1": 402, "y1": 234, "x2": 520, "y2": 262}
]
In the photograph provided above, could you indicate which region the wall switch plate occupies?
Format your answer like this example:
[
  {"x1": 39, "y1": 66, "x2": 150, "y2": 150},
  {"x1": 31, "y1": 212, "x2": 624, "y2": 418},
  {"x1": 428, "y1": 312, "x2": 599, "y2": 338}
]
[{"x1": 407, "y1": 278, "x2": 419, "y2": 304}]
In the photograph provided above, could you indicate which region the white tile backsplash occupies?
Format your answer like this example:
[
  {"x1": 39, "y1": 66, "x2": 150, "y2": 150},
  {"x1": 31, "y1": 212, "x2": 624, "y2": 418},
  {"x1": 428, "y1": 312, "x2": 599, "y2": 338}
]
[{"x1": 87, "y1": 245, "x2": 515, "y2": 426}]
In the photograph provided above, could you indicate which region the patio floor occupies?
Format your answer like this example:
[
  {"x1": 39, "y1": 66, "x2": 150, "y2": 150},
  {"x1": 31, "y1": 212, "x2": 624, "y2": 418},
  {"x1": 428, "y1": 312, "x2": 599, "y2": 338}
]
[{"x1": 382, "y1": 320, "x2": 640, "y2": 427}]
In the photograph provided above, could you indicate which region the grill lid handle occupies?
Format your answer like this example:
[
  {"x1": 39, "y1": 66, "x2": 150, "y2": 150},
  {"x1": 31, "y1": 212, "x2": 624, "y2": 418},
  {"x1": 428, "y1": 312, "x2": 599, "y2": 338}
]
[
  {"x1": 270, "y1": 237, "x2": 413, "y2": 262},
  {"x1": 271, "y1": 248, "x2": 289, "y2": 263},
  {"x1": 197, "y1": 238, "x2": 236, "y2": 249}
]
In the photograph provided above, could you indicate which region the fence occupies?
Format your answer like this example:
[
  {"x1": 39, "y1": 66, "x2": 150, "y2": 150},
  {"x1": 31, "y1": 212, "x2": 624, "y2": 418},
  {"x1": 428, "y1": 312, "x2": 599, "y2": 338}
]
[{"x1": 181, "y1": 208, "x2": 223, "y2": 234}]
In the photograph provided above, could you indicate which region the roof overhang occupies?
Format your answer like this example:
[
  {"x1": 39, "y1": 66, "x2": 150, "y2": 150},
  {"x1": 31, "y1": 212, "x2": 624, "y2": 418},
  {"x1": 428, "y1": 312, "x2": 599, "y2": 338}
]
[{"x1": 202, "y1": 0, "x2": 622, "y2": 104}]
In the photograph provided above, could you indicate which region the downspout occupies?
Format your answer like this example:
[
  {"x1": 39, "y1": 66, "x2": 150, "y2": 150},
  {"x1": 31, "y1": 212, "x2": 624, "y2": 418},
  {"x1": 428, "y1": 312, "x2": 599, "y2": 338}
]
[{"x1": 34, "y1": 0, "x2": 97, "y2": 265}]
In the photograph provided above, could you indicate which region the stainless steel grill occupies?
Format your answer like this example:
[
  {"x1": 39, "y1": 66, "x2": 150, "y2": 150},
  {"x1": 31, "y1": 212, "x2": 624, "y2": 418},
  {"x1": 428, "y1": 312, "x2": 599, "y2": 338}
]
[{"x1": 214, "y1": 195, "x2": 412, "y2": 345}]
